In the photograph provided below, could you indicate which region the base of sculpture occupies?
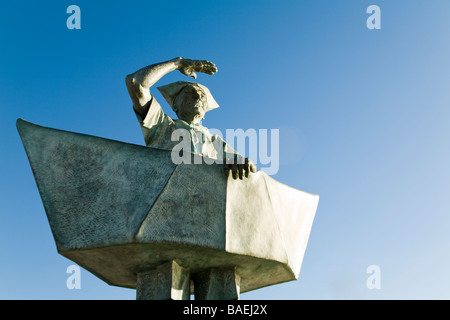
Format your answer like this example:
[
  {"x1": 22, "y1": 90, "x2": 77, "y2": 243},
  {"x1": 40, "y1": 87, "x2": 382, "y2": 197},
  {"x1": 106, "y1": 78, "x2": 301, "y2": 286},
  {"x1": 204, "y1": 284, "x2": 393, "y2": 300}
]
[{"x1": 136, "y1": 260, "x2": 240, "y2": 300}]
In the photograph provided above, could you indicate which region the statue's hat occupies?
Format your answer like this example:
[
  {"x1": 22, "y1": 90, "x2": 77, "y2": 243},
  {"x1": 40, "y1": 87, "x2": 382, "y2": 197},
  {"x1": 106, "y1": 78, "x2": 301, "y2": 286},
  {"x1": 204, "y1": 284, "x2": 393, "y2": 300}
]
[{"x1": 157, "y1": 81, "x2": 219, "y2": 112}]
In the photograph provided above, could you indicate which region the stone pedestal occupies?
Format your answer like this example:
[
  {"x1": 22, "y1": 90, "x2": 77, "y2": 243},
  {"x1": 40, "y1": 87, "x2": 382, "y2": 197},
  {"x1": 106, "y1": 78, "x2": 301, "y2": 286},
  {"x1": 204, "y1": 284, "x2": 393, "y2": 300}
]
[
  {"x1": 136, "y1": 260, "x2": 190, "y2": 300},
  {"x1": 193, "y1": 267, "x2": 240, "y2": 300},
  {"x1": 136, "y1": 261, "x2": 240, "y2": 300}
]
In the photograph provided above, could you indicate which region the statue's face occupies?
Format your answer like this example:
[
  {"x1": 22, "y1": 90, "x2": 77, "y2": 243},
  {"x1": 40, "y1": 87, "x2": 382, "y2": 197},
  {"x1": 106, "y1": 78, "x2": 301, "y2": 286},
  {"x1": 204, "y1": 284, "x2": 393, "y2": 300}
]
[{"x1": 174, "y1": 85, "x2": 207, "y2": 121}]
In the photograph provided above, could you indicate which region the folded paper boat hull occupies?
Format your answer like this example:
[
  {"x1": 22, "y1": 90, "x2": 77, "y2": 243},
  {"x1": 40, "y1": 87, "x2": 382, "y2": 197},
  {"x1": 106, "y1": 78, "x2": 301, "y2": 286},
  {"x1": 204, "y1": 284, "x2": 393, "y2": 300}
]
[{"x1": 17, "y1": 119, "x2": 319, "y2": 294}]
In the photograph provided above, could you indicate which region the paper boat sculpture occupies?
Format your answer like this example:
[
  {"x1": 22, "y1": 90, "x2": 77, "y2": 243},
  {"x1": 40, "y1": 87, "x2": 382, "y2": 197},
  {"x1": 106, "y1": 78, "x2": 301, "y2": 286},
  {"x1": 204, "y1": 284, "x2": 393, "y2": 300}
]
[{"x1": 17, "y1": 119, "x2": 318, "y2": 295}]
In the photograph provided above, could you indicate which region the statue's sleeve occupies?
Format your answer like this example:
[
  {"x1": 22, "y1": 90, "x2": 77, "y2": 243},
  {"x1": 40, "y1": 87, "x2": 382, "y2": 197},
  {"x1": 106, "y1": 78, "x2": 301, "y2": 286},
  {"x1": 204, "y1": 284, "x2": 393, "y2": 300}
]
[{"x1": 133, "y1": 96, "x2": 174, "y2": 147}]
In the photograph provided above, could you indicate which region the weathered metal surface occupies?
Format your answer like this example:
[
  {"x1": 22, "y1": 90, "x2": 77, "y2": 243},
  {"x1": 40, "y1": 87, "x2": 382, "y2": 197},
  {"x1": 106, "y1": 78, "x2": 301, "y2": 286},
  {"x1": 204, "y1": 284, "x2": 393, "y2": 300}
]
[{"x1": 17, "y1": 119, "x2": 319, "y2": 294}]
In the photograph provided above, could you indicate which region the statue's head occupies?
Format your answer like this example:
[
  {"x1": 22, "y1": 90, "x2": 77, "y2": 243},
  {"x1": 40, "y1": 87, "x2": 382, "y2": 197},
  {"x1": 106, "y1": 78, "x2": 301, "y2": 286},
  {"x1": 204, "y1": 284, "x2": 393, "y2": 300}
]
[
  {"x1": 173, "y1": 84, "x2": 207, "y2": 121},
  {"x1": 157, "y1": 81, "x2": 219, "y2": 123}
]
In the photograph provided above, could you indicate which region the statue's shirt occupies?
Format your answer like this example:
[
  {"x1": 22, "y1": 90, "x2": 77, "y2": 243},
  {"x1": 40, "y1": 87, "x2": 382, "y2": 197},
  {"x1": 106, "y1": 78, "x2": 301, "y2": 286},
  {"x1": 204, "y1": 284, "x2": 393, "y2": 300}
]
[{"x1": 134, "y1": 97, "x2": 236, "y2": 160}]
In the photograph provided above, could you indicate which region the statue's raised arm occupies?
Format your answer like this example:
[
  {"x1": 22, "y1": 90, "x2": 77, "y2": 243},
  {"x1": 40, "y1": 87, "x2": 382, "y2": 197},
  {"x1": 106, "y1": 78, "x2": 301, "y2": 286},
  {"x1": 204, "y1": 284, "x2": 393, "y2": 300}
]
[{"x1": 125, "y1": 57, "x2": 217, "y2": 118}]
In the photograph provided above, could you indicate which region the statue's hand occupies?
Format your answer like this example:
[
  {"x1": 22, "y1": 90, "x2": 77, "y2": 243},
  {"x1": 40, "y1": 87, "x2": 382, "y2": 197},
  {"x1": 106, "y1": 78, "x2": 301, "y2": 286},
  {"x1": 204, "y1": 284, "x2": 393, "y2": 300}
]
[
  {"x1": 174, "y1": 57, "x2": 218, "y2": 79},
  {"x1": 224, "y1": 157, "x2": 257, "y2": 180}
]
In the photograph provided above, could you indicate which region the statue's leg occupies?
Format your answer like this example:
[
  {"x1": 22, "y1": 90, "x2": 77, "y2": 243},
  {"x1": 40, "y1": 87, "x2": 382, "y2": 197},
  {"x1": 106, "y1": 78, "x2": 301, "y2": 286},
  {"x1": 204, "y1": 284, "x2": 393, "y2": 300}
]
[
  {"x1": 136, "y1": 260, "x2": 190, "y2": 300},
  {"x1": 193, "y1": 267, "x2": 240, "y2": 300}
]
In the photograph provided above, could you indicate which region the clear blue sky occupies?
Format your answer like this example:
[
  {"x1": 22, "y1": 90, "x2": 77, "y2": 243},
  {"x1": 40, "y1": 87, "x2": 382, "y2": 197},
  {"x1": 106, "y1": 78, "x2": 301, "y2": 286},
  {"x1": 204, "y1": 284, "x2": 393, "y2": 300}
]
[{"x1": 1, "y1": 0, "x2": 450, "y2": 299}]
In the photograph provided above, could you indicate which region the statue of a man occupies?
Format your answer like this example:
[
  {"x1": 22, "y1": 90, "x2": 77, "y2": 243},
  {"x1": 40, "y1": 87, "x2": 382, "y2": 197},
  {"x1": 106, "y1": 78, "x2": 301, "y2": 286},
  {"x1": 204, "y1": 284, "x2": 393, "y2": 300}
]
[{"x1": 125, "y1": 57, "x2": 255, "y2": 179}]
